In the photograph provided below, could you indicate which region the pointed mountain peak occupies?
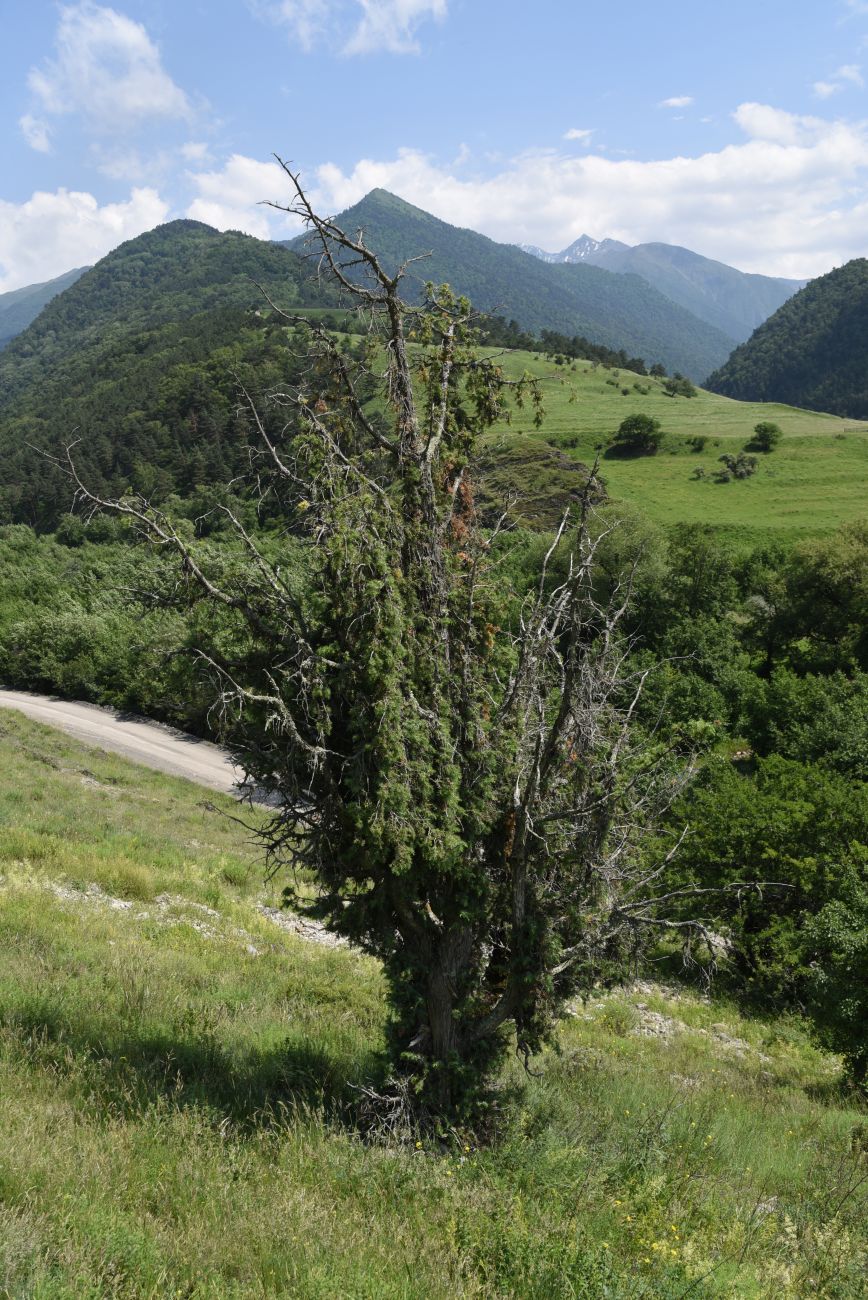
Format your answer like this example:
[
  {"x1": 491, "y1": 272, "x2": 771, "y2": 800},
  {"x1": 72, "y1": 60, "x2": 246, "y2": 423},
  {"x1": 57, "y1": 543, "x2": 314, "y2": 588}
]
[{"x1": 558, "y1": 234, "x2": 630, "y2": 262}]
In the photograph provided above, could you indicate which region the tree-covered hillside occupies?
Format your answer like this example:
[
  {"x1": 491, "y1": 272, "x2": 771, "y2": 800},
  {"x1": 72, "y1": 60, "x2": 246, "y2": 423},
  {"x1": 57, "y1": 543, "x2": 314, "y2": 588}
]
[
  {"x1": 706, "y1": 259, "x2": 868, "y2": 417},
  {"x1": 0, "y1": 266, "x2": 89, "y2": 349},
  {"x1": 288, "y1": 189, "x2": 737, "y2": 379},
  {"x1": 0, "y1": 221, "x2": 336, "y2": 528},
  {"x1": 579, "y1": 241, "x2": 804, "y2": 344}
]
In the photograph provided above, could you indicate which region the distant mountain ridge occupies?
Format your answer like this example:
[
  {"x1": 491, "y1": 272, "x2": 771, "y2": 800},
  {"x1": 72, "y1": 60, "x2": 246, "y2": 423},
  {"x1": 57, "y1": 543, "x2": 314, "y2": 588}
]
[
  {"x1": 0, "y1": 267, "x2": 89, "y2": 349},
  {"x1": 288, "y1": 189, "x2": 737, "y2": 380},
  {"x1": 518, "y1": 235, "x2": 629, "y2": 264},
  {"x1": 706, "y1": 258, "x2": 868, "y2": 419},
  {"x1": 522, "y1": 235, "x2": 805, "y2": 344}
]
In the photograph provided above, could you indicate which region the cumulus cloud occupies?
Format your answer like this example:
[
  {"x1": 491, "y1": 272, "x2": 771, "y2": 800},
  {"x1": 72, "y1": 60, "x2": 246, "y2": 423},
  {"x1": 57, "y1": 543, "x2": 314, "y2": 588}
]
[
  {"x1": 186, "y1": 154, "x2": 296, "y2": 238},
  {"x1": 0, "y1": 186, "x2": 169, "y2": 292},
  {"x1": 660, "y1": 95, "x2": 694, "y2": 109},
  {"x1": 254, "y1": 0, "x2": 447, "y2": 54},
  {"x1": 563, "y1": 128, "x2": 593, "y2": 142},
  {"x1": 180, "y1": 101, "x2": 868, "y2": 279},
  {"x1": 21, "y1": 2, "x2": 191, "y2": 150}
]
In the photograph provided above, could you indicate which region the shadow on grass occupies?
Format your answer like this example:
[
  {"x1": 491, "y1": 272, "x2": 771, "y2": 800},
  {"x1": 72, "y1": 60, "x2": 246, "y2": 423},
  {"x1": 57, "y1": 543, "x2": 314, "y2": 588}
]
[
  {"x1": 601, "y1": 443, "x2": 658, "y2": 460},
  {"x1": 3, "y1": 999, "x2": 387, "y2": 1133}
]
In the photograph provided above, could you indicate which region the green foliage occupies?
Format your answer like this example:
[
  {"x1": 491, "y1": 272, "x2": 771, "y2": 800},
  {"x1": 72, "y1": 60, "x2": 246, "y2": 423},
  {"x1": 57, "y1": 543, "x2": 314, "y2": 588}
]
[
  {"x1": 707, "y1": 258, "x2": 868, "y2": 418},
  {"x1": 0, "y1": 221, "x2": 336, "y2": 528},
  {"x1": 671, "y1": 755, "x2": 868, "y2": 1010},
  {"x1": 805, "y1": 874, "x2": 868, "y2": 1084},
  {"x1": 715, "y1": 451, "x2": 758, "y2": 481},
  {"x1": 751, "y1": 420, "x2": 783, "y2": 452},
  {"x1": 611, "y1": 412, "x2": 664, "y2": 455},
  {"x1": 0, "y1": 266, "x2": 88, "y2": 349},
  {"x1": 662, "y1": 373, "x2": 698, "y2": 398}
]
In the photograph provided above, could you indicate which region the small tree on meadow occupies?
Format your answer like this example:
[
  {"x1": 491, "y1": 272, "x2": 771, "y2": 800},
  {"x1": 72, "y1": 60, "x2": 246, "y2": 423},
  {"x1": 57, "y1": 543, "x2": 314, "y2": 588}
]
[
  {"x1": 751, "y1": 421, "x2": 783, "y2": 452},
  {"x1": 663, "y1": 373, "x2": 697, "y2": 398},
  {"x1": 612, "y1": 413, "x2": 664, "y2": 455}
]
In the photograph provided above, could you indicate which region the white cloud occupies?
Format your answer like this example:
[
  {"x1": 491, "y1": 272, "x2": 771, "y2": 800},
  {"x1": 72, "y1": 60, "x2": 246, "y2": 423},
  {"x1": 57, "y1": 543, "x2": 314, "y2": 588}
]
[
  {"x1": 563, "y1": 128, "x2": 593, "y2": 142},
  {"x1": 186, "y1": 154, "x2": 296, "y2": 238},
  {"x1": 179, "y1": 100, "x2": 868, "y2": 279},
  {"x1": 260, "y1": 0, "x2": 330, "y2": 51},
  {"x1": 22, "y1": 2, "x2": 191, "y2": 149},
  {"x1": 255, "y1": 0, "x2": 447, "y2": 54},
  {"x1": 813, "y1": 62, "x2": 864, "y2": 97},
  {"x1": 180, "y1": 141, "x2": 212, "y2": 163},
  {"x1": 19, "y1": 114, "x2": 51, "y2": 153},
  {"x1": 344, "y1": 0, "x2": 447, "y2": 54},
  {"x1": 660, "y1": 95, "x2": 694, "y2": 109},
  {"x1": 0, "y1": 187, "x2": 169, "y2": 292}
]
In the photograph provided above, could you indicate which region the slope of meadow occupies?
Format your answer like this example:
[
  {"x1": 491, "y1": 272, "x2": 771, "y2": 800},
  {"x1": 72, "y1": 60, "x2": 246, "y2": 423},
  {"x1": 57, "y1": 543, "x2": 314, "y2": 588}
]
[
  {"x1": 0, "y1": 710, "x2": 865, "y2": 1298},
  {"x1": 484, "y1": 352, "x2": 868, "y2": 541}
]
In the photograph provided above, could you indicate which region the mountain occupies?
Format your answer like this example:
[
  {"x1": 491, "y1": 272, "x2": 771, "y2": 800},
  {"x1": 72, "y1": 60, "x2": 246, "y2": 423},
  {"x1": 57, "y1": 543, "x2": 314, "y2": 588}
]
[
  {"x1": 0, "y1": 220, "x2": 335, "y2": 527},
  {"x1": 706, "y1": 258, "x2": 868, "y2": 419},
  {"x1": 517, "y1": 235, "x2": 628, "y2": 264},
  {"x1": 0, "y1": 266, "x2": 89, "y2": 348},
  {"x1": 288, "y1": 189, "x2": 737, "y2": 380},
  {"x1": 523, "y1": 237, "x2": 804, "y2": 344}
]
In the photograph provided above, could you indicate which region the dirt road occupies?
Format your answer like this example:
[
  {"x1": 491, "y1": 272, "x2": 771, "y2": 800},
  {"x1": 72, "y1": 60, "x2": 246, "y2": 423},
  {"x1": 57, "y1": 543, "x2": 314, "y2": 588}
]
[{"x1": 0, "y1": 690, "x2": 242, "y2": 794}]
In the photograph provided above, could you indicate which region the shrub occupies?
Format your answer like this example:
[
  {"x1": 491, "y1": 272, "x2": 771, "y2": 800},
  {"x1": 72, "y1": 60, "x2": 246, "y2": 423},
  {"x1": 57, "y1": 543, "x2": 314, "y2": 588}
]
[
  {"x1": 805, "y1": 873, "x2": 868, "y2": 1087},
  {"x1": 751, "y1": 421, "x2": 783, "y2": 452},
  {"x1": 714, "y1": 452, "x2": 758, "y2": 482},
  {"x1": 611, "y1": 413, "x2": 664, "y2": 456},
  {"x1": 663, "y1": 373, "x2": 697, "y2": 398}
]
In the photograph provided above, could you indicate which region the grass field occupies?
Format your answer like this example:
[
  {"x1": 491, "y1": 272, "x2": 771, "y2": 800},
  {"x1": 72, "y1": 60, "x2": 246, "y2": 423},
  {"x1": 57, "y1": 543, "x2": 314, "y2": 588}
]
[
  {"x1": 1, "y1": 709, "x2": 866, "y2": 1298},
  {"x1": 484, "y1": 353, "x2": 868, "y2": 542}
]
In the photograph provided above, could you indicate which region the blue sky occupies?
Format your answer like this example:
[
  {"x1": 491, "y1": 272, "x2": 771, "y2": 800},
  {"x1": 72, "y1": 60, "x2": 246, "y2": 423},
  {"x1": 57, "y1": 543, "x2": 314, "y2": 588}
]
[{"x1": 2, "y1": 0, "x2": 867, "y2": 290}]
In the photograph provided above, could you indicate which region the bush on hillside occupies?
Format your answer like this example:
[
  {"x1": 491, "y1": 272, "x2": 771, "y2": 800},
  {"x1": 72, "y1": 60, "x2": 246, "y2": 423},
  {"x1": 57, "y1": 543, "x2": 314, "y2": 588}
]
[
  {"x1": 610, "y1": 413, "x2": 664, "y2": 455},
  {"x1": 749, "y1": 421, "x2": 783, "y2": 452}
]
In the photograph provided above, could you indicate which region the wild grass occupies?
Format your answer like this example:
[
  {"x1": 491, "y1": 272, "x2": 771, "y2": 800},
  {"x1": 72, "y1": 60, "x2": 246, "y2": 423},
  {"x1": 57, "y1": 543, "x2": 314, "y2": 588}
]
[
  {"x1": 485, "y1": 353, "x2": 868, "y2": 542},
  {"x1": 0, "y1": 712, "x2": 865, "y2": 1297}
]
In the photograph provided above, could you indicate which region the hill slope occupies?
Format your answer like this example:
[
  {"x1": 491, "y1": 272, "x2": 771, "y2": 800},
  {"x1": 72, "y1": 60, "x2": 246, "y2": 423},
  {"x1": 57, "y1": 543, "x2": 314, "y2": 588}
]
[
  {"x1": 581, "y1": 241, "x2": 804, "y2": 344},
  {"x1": 480, "y1": 350, "x2": 868, "y2": 541},
  {"x1": 523, "y1": 237, "x2": 804, "y2": 342},
  {"x1": 289, "y1": 190, "x2": 738, "y2": 380},
  {"x1": 0, "y1": 709, "x2": 864, "y2": 1298},
  {"x1": 0, "y1": 220, "x2": 334, "y2": 527},
  {"x1": 706, "y1": 259, "x2": 868, "y2": 418},
  {"x1": 0, "y1": 266, "x2": 89, "y2": 348}
]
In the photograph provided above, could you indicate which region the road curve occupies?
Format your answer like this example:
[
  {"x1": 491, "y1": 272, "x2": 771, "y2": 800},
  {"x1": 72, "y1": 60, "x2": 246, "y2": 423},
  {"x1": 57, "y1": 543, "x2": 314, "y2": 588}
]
[{"x1": 0, "y1": 690, "x2": 243, "y2": 794}]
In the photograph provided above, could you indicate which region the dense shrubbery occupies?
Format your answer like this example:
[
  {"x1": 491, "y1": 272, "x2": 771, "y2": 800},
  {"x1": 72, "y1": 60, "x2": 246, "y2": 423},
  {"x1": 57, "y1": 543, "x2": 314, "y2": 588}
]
[{"x1": 1, "y1": 506, "x2": 865, "y2": 1084}]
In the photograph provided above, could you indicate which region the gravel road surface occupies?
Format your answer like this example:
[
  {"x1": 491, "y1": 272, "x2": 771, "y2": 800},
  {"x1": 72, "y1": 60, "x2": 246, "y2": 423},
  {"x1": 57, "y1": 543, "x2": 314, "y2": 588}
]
[{"x1": 0, "y1": 690, "x2": 242, "y2": 794}]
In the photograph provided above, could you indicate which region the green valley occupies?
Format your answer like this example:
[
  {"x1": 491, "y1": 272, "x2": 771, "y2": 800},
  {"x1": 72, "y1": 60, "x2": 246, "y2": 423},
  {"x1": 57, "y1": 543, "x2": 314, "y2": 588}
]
[{"x1": 485, "y1": 351, "x2": 868, "y2": 540}]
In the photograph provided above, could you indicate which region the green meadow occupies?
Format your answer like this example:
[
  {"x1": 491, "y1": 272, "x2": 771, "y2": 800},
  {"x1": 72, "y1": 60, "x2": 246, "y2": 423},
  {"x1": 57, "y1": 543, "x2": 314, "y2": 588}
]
[
  {"x1": 485, "y1": 352, "x2": 868, "y2": 542},
  {"x1": 0, "y1": 709, "x2": 865, "y2": 1298}
]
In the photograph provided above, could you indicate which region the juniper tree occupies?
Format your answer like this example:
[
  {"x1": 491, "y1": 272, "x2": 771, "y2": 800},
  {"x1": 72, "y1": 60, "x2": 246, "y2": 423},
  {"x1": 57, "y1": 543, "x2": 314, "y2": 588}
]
[{"x1": 67, "y1": 165, "x2": 702, "y2": 1125}]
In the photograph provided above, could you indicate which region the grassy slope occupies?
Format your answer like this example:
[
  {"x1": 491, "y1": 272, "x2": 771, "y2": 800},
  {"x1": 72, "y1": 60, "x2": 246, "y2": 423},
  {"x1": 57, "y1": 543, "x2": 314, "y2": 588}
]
[
  {"x1": 0, "y1": 710, "x2": 865, "y2": 1298},
  {"x1": 485, "y1": 352, "x2": 868, "y2": 542}
]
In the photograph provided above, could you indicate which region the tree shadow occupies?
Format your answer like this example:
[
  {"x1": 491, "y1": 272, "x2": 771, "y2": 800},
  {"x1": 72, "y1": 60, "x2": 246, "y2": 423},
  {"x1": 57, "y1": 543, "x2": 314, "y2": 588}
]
[
  {"x1": 601, "y1": 443, "x2": 656, "y2": 460},
  {"x1": 4, "y1": 999, "x2": 387, "y2": 1134}
]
